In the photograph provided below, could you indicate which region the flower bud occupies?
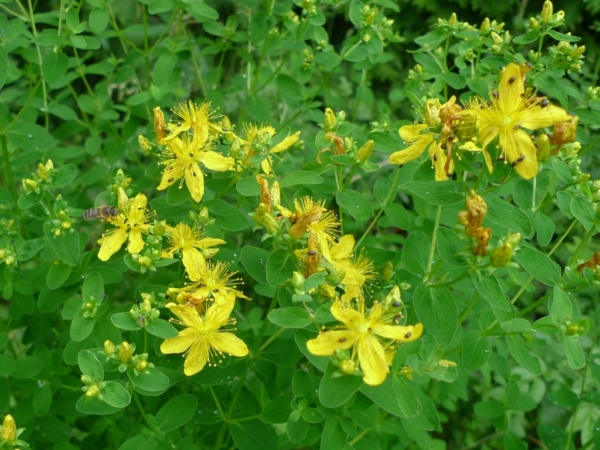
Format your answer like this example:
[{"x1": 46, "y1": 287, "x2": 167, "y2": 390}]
[
  {"x1": 221, "y1": 115, "x2": 231, "y2": 132},
  {"x1": 0, "y1": 249, "x2": 5, "y2": 259},
  {"x1": 556, "y1": 10, "x2": 564, "y2": 21},
  {"x1": 381, "y1": 261, "x2": 394, "y2": 281},
  {"x1": 385, "y1": 286, "x2": 402, "y2": 308},
  {"x1": 80, "y1": 374, "x2": 93, "y2": 385},
  {"x1": 292, "y1": 271, "x2": 305, "y2": 289},
  {"x1": 448, "y1": 13, "x2": 457, "y2": 27},
  {"x1": 153, "y1": 221, "x2": 166, "y2": 237},
  {"x1": 552, "y1": 116, "x2": 578, "y2": 146},
  {"x1": 570, "y1": 45, "x2": 585, "y2": 59},
  {"x1": 138, "y1": 256, "x2": 152, "y2": 268},
  {"x1": 135, "y1": 359, "x2": 149, "y2": 372},
  {"x1": 480, "y1": 17, "x2": 491, "y2": 33},
  {"x1": 328, "y1": 269, "x2": 346, "y2": 285},
  {"x1": 365, "y1": 11, "x2": 376, "y2": 25},
  {"x1": 438, "y1": 359, "x2": 457, "y2": 368},
  {"x1": 1, "y1": 414, "x2": 17, "y2": 443},
  {"x1": 138, "y1": 135, "x2": 152, "y2": 153},
  {"x1": 22, "y1": 178, "x2": 38, "y2": 191},
  {"x1": 141, "y1": 297, "x2": 152, "y2": 315},
  {"x1": 338, "y1": 359, "x2": 356, "y2": 375},
  {"x1": 456, "y1": 110, "x2": 477, "y2": 141},
  {"x1": 263, "y1": 213, "x2": 280, "y2": 235},
  {"x1": 104, "y1": 340, "x2": 116, "y2": 356},
  {"x1": 318, "y1": 283, "x2": 336, "y2": 299},
  {"x1": 356, "y1": 140, "x2": 374, "y2": 163},
  {"x1": 118, "y1": 341, "x2": 133, "y2": 364},
  {"x1": 541, "y1": 1, "x2": 553, "y2": 23},
  {"x1": 324, "y1": 108, "x2": 337, "y2": 130},
  {"x1": 199, "y1": 207, "x2": 209, "y2": 223},
  {"x1": 271, "y1": 181, "x2": 281, "y2": 208},
  {"x1": 257, "y1": 175, "x2": 271, "y2": 211},
  {"x1": 491, "y1": 32, "x2": 503, "y2": 45},
  {"x1": 529, "y1": 17, "x2": 539, "y2": 30},
  {"x1": 423, "y1": 98, "x2": 442, "y2": 128},
  {"x1": 153, "y1": 107, "x2": 166, "y2": 142},
  {"x1": 535, "y1": 133, "x2": 551, "y2": 162},
  {"x1": 85, "y1": 384, "x2": 100, "y2": 398}
]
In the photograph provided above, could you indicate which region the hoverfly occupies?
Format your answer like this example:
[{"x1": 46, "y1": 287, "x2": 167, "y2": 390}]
[{"x1": 82, "y1": 206, "x2": 119, "y2": 221}]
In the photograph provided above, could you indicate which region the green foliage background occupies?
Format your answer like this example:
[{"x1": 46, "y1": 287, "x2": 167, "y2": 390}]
[{"x1": 1, "y1": 0, "x2": 600, "y2": 449}]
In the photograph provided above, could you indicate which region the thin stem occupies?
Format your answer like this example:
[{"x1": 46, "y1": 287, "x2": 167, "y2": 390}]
[
  {"x1": 25, "y1": 0, "x2": 49, "y2": 128},
  {"x1": 209, "y1": 386, "x2": 227, "y2": 420},
  {"x1": 142, "y1": 4, "x2": 151, "y2": 88},
  {"x1": 356, "y1": 167, "x2": 401, "y2": 249},
  {"x1": 534, "y1": 174, "x2": 557, "y2": 213},
  {"x1": 458, "y1": 293, "x2": 480, "y2": 325},
  {"x1": 259, "y1": 327, "x2": 285, "y2": 352},
  {"x1": 532, "y1": 176, "x2": 537, "y2": 210},
  {"x1": 182, "y1": 25, "x2": 207, "y2": 97},
  {"x1": 426, "y1": 205, "x2": 443, "y2": 279},
  {"x1": 567, "y1": 225, "x2": 596, "y2": 267},
  {"x1": 0, "y1": 133, "x2": 17, "y2": 203},
  {"x1": 349, "y1": 412, "x2": 387, "y2": 446}
]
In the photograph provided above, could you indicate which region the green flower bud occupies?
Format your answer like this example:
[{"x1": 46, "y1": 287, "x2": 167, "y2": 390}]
[
  {"x1": 135, "y1": 359, "x2": 149, "y2": 372},
  {"x1": 381, "y1": 261, "x2": 394, "y2": 281},
  {"x1": 535, "y1": 134, "x2": 551, "y2": 162},
  {"x1": 356, "y1": 140, "x2": 374, "y2": 163},
  {"x1": 118, "y1": 341, "x2": 133, "y2": 364},
  {"x1": 480, "y1": 17, "x2": 491, "y2": 33},
  {"x1": 338, "y1": 359, "x2": 356, "y2": 375},
  {"x1": 541, "y1": 1, "x2": 553, "y2": 23},
  {"x1": 292, "y1": 271, "x2": 305, "y2": 289},
  {"x1": 448, "y1": 13, "x2": 457, "y2": 27},
  {"x1": 80, "y1": 374, "x2": 93, "y2": 385},
  {"x1": 138, "y1": 135, "x2": 152, "y2": 153},
  {"x1": 529, "y1": 17, "x2": 539, "y2": 30},
  {"x1": 85, "y1": 384, "x2": 100, "y2": 398},
  {"x1": 318, "y1": 283, "x2": 336, "y2": 299},
  {"x1": 104, "y1": 340, "x2": 116, "y2": 357}
]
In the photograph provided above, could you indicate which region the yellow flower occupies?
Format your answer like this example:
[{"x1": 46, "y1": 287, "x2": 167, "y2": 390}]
[
  {"x1": 97, "y1": 188, "x2": 151, "y2": 261},
  {"x1": 157, "y1": 132, "x2": 235, "y2": 203},
  {"x1": 162, "y1": 223, "x2": 226, "y2": 281},
  {"x1": 167, "y1": 261, "x2": 249, "y2": 307},
  {"x1": 327, "y1": 235, "x2": 376, "y2": 296},
  {"x1": 285, "y1": 197, "x2": 338, "y2": 261},
  {"x1": 160, "y1": 300, "x2": 249, "y2": 376},
  {"x1": 473, "y1": 63, "x2": 572, "y2": 179},
  {"x1": 307, "y1": 298, "x2": 423, "y2": 386},
  {"x1": 238, "y1": 124, "x2": 300, "y2": 173},
  {"x1": 163, "y1": 100, "x2": 221, "y2": 141}
]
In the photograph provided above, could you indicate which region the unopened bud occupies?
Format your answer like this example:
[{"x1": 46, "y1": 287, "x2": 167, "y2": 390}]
[
  {"x1": 22, "y1": 178, "x2": 38, "y2": 191},
  {"x1": 556, "y1": 10, "x2": 564, "y2": 21},
  {"x1": 141, "y1": 297, "x2": 152, "y2": 315},
  {"x1": 448, "y1": 13, "x2": 457, "y2": 27},
  {"x1": 438, "y1": 359, "x2": 457, "y2": 368},
  {"x1": 221, "y1": 115, "x2": 231, "y2": 132},
  {"x1": 491, "y1": 32, "x2": 503, "y2": 45},
  {"x1": 118, "y1": 341, "x2": 132, "y2": 364},
  {"x1": 423, "y1": 98, "x2": 442, "y2": 127},
  {"x1": 153, "y1": 107, "x2": 166, "y2": 142},
  {"x1": 319, "y1": 283, "x2": 336, "y2": 299},
  {"x1": 570, "y1": 45, "x2": 585, "y2": 59},
  {"x1": 356, "y1": 140, "x2": 374, "y2": 163},
  {"x1": 257, "y1": 175, "x2": 271, "y2": 210},
  {"x1": 85, "y1": 384, "x2": 100, "y2": 398},
  {"x1": 263, "y1": 213, "x2": 280, "y2": 235},
  {"x1": 481, "y1": 17, "x2": 491, "y2": 33},
  {"x1": 104, "y1": 340, "x2": 116, "y2": 356},
  {"x1": 456, "y1": 110, "x2": 477, "y2": 141},
  {"x1": 381, "y1": 261, "x2": 394, "y2": 281},
  {"x1": 541, "y1": 1, "x2": 553, "y2": 23},
  {"x1": 199, "y1": 207, "x2": 209, "y2": 222},
  {"x1": 292, "y1": 271, "x2": 305, "y2": 289},
  {"x1": 135, "y1": 359, "x2": 149, "y2": 372},
  {"x1": 80, "y1": 374, "x2": 93, "y2": 385},
  {"x1": 138, "y1": 256, "x2": 152, "y2": 268},
  {"x1": 529, "y1": 17, "x2": 539, "y2": 30},
  {"x1": 338, "y1": 359, "x2": 356, "y2": 375},
  {"x1": 271, "y1": 181, "x2": 281, "y2": 208},
  {"x1": 153, "y1": 221, "x2": 166, "y2": 236},
  {"x1": 324, "y1": 108, "x2": 337, "y2": 130},
  {"x1": 1, "y1": 414, "x2": 17, "y2": 443},
  {"x1": 535, "y1": 134, "x2": 551, "y2": 162},
  {"x1": 365, "y1": 11, "x2": 376, "y2": 25},
  {"x1": 552, "y1": 116, "x2": 578, "y2": 145},
  {"x1": 385, "y1": 286, "x2": 402, "y2": 307}
]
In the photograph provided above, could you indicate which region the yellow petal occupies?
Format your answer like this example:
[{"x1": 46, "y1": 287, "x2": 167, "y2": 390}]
[
  {"x1": 459, "y1": 141, "x2": 481, "y2": 152},
  {"x1": 518, "y1": 105, "x2": 572, "y2": 130},
  {"x1": 389, "y1": 135, "x2": 433, "y2": 165},
  {"x1": 205, "y1": 299, "x2": 234, "y2": 330},
  {"x1": 167, "y1": 303, "x2": 203, "y2": 329},
  {"x1": 196, "y1": 237, "x2": 226, "y2": 249},
  {"x1": 358, "y1": 336, "x2": 388, "y2": 386},
  {"x1": 483, "y1": 150, "x2": 494, "y2": 174},
  {"x1": 330, "y1": 301, "x2": 362, "y2": 328},
  {"x1": 398, "y1": 124, "x2": 428, "y2": 142},
  {"x1": 373, "y1": 323, "x2": 424, "y2": 342},
  {"x1": 182, "y1": 248, "x2": 206, "y2": 282},
  {"x1": 306, "y1": 330, "x2": 358, "y2": 356},
  {"x1": 498, "y1": 63, "x2": 525, "y2": 115},
  {"x1": 271, "y1": 131, "x2": 301, "y2": 154},
  {"x1": 184, "y1": 340, "x2": 209, "y2": 375},
  {"x1": 209, "y1": 332, "x2": 249, "y2": 357},
  {"x1": 160, "y1": 327, "x2": 198, "y2": 354},
  {"x1": 127, "y1": 229, "x2": 145, "y2": 254},
  {"x1": 330, "y1": 234, "x2": 355, "y2": 261},
  {"x1": 499, "y1": 129, "x2": 538, "y2": 179},
  {"x1": 117, "y1": 188, "x2": 128, "y2": 211},
  {"x1": 199, "y1": 151, "x2": 235, "y2": 172},
  {"x1": 98, "y1": 228, "x2": 128, "y2": 261},
  {"x1": 185, "y1": 162, "x2": 205, "y2": 202},
  {"x1": 130, "y1": 192, "x2": 147, "y2": 214},
  {"x1": 261, "y1": 156, "x2": 274, "y2": 174},
  {"x1": 157, "y1": 162, "x2": 186, "y2": 191},
  {"x1": 430, "y1": 143, "x2": 450, "y2": 181}
]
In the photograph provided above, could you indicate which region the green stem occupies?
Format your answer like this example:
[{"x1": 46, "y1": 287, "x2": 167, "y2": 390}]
[
  {"x1": 258, "y1": 327, "x2": 285, "y2": 352},
  {"x1": 142, "y1": 4, "x2": 151, "y2": 88},
  {"x1": 567, "y1": 225, "x2": 596, "y2": 267},
  {"x1": 426, "y1": 205, "x2": 443, "y2": 279},
  {"x1": 25, "y1": 0, "x2": 49, "y2": 128},
  {"x1": 0, "y1": 133, "x2": 17, "y2": 204},
  {"x1": 355, "y1": 167, "x2": 401, "y2": 249},
  {"x1": 458, "y1": 293, "x2": 479, "y2": 325},
  {"x1": 209, "y1": 386, "x2": 226, "y2": 420},
  {"x1": 534, "y1": 174, "x2": 557, "y2": 213}
]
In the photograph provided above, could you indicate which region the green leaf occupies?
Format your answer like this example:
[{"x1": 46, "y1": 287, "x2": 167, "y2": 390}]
[
  {"x1": 436, "y1": 227, "x2": 468, "y2": 266},
  {"x1": 16, "y1": 238, "x2": 45, "y2": 261},
  {"x1": 276, "y1": 74, "x2": 304, "y2": 102},
  {"x1": 538, "y1": 424, "x2": 573, "y2": 450},
  {"x1": 127, "y1": 367, "x2": 170, "y2": 392},
  {"x1": 70, "y1": 35, "x2": 101, "y2": 49},
  {"x1": 102, "y1": 381, "x2": 131, "y2": 408},
  {"x1": 78, "y1": 350, "x2": 104, "y2": 380},
  {"x1": 392, "y1": 375, "x2": 420, "y2": 418},
  {"x1": 414, "y1": 285, "x2": 457, "y2": 346},
  {"x1": 156, "y1": 394, "x2": 198, "y2": 431},
  {"x1": 71, "y1": 311, "x2": 96, "y2": 342},
  {"x1": 414, "y1": 28, "x2": 448, "y2": 48},
  {"x1": 462, "y1": 330, "x2": 491, "y2": 371},
  {"x1": 384, "y1": 204, "x2": 410, "y2": 229},
  {"x1": 295, "y1": 329, "x2": 329, "y2": 372},
  {"x1": 111, "y1": 312, "x2": 142, "y2": 331},
  {"x1": 439, "y1": 72, "x2": 466, "y2": 89},
  {"x1": 43, "y1": 221, "x2": 80, "y2": 266},
  {"x1": 550, "y1": 287, "x2": 572, "y2": 325},
  {"x1": 471, "y1": 272, "x2": 511, "y2": 310},
  {"x1": 209, "y1": 199, "x2": 249, "y2": 231},
  {"x1": 145, "y1": 319, "x2": 178, "y2": 339},
  {"x1": 318, "y1": 363, "x2": 362, "y2": 408},
  {"x1": 514, "y1": 245, "x2": 561, "y2": 286},
  {"x1": 230, "y1": 420, "x2": 278, "y2": 450},
  {"x1": 153, "y1": 53, "x2": 177, "y2": 86},
  {"x1": 118, "y1": 435, "x2": 159, "y2": 450},
  {"x1": 186, "y1": 2, "x2": 219, "y2": 21},
  {"x1": 401, "y1": 232, "x2": 429, "y2": 276},
  {"x1": 261, "y1": 395, "x2": 293, "y2": 424},
  {"x1": 312, "y1": 51, "x2": 341, "y2": 69},
  {"x1": 513, "y1": 29, "x2": 541, "y2": 44},
  {"x1": 500, "y1": 318, "x2": 531, "y2": 333},
  {"x1": 570, "y1": 196, "x2": 596, "y2": 230},
  {"x1": 320, "y1": 419, "x2": 347, "y2": 450},
  {"x1": 0, "y1": 355, "x2": 15, "y2": 376},
  {"x1": 268, "y1": 307, "x2": 312, "y2": 329},
  {"x1": 7, "y1": 122, "x2": 57, "y2": 151},
  {"x1": 281, "y1": 171, "x2": 323, "y2": 187},
  {"x1": 360, "y1": 377, "x2": 403, "y2": 417},
  {"x1": 33, "y1": 383, "x2": 52, "y2": 416},
  {"x1": 557, "y1": 333, "x2": 585, "y2": 370},
  {"x1": 46, "y1": 262, "x2": 72, "y2": 289},
  {"x1": 241, "y1": 246, "x2": 270, "y2": 284},
  {"x1": 76, "y1": 396, "x2": 121, "y2": 415},
  {"x1": 12, "y1": 356, "x2": 42, "y2": 379},
  {"x1": 42, "y1": 51, "x2": 69, "y2": 85},
  {"x1": 474, "y1": 400, "x2": 505, "y2": 418},
  {"x1": 336, "y1": 189, "x2": 373, "y2": 221},
  {"x1": 484, "y1": 194, "x2": 533, "y2": 236},
  {"x1": 266, "y1": 249, "x2": 297, "y2": 287},
  {"x1": 287, "y1": 416, "x2": 309, "y2": 442},
  {"x1": 402, "y1": 181, "x2": 464, "y2": 206},
  {"x1": 0, "y1": 47, "x2": 7, "y2": 89},
  {"x1": 507, "y1": 334, "x2": 541, "y2": 375},
  {"x1": 547, "y1": 30, "x2": 580, "y2": 42},
  {"x1": 83, "y1": 271, "x2": 104, "y2": 302},
  {"x1": 89, "y1": 8, "x2": 109, "y2": 34},
  {"x1": 236, "y1": 177, "x2": 260, "y2": 196}
]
